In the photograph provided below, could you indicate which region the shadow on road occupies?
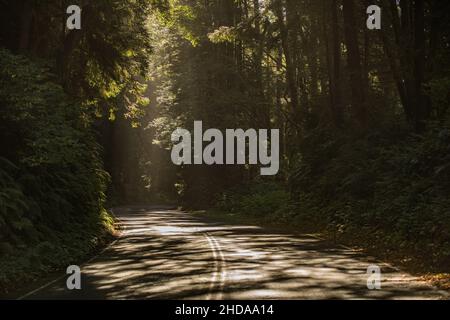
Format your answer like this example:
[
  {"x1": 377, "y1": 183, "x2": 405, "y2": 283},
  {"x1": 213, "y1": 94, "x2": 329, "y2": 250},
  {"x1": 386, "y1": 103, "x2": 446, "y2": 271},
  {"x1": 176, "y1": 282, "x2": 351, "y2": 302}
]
[{"x1": 28, "y1": 207, "x2": 445, "y2": 300}]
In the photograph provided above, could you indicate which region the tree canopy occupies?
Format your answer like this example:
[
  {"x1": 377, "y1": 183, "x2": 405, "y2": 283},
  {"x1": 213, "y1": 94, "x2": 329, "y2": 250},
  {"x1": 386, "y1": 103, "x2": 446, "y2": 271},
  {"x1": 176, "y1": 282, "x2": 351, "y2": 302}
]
[{"x1": 0, "y1": 0, "x2": 449, "y2": 294}]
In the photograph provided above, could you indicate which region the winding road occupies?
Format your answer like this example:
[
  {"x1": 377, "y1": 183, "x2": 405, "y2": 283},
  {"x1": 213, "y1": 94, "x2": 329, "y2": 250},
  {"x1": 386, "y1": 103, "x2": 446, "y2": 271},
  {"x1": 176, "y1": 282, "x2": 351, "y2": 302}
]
[{"x1": 20, "y1": 206, "x2": 447, "y2": 300}]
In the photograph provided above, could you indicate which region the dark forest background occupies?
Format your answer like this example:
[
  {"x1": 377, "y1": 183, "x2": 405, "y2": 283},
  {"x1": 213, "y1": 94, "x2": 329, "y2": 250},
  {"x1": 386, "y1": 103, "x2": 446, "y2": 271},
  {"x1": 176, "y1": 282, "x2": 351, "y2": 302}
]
[{"x1": 0, "y1": 0, "x2": 449, "y2": 293}]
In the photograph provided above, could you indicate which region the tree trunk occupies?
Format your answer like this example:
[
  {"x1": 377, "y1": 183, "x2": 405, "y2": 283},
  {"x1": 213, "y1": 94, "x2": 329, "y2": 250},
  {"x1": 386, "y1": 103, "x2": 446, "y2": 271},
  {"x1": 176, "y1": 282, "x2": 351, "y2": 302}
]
[
  {"x1": 275, "y1": 0, "x2": 300, "y2": 122},
  {"x1": 413, "y1": 0, "x2": 429, "y2": 130},
  {"x1": 329, "y1": 0, "x2": 343, "y2": 126},
  {"x1": 342, "y1": 0, "x2": 367, "y2": 129},
  {"x1": 19, "y1": 0, "x2": 33, "y2": 52}
]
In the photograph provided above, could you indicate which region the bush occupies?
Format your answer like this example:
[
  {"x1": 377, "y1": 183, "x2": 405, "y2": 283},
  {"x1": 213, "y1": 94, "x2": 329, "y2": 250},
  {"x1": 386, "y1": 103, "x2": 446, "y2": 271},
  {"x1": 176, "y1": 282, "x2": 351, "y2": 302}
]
[
  {"x1": 217, "y1": 181, "x2": 289, "y2": 216},
  {"x1": 288, "y1": 118, "x2": 450, "y2": 270},
  {"x1": 0, "y1": 49, "x2": 113, "y2": 293}
]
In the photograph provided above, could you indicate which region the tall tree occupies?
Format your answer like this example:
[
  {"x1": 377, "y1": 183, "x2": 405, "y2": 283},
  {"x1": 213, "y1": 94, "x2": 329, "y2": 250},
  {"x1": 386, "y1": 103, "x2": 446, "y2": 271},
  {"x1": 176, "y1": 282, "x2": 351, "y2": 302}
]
[{"x1": 342, "y1": 0, "x2": 367, "y2": 128}]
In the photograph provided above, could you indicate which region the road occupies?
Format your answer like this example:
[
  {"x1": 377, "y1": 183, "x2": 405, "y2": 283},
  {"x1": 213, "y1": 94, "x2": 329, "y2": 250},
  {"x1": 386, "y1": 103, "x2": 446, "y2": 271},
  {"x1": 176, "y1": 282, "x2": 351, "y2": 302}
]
[{"x1": 21, "y1": 206, "x2": 447, "y2": 300}]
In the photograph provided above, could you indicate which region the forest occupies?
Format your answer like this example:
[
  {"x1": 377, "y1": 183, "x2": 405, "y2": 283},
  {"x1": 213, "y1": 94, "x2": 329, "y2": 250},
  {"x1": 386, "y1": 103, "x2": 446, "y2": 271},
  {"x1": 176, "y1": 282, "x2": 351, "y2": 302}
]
[{"x1": 0, "y1": 0, "x2": 449, "y2": 296}]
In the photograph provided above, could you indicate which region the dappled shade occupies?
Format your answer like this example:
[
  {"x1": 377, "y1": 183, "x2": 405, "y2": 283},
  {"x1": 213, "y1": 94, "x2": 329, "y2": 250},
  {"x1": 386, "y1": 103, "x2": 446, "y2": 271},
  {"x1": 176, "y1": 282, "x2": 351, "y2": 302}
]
[{"x1": 29, "y1": 208, "x2": 445, "y2": 300}]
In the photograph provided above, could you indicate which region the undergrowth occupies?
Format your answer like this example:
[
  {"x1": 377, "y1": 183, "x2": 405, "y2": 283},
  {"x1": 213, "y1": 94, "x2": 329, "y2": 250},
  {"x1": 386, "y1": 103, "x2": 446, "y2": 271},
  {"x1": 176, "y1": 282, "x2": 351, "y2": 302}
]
[{"x1": 0, "y1": 49, "x2": 115, "y2": 294}]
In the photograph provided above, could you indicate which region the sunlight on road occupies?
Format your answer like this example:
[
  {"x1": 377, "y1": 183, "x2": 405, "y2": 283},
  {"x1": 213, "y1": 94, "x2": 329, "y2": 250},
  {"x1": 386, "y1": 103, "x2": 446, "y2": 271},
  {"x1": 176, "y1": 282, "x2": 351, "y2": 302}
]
[
  {"x1": 25, "y1": 208, "x2": 447, "y2": 300},
  {"x1": 123, "y1": 225, "x2": 261, "y2": 236},
  {"x1": 69, "y1": 208, "x2": 445, "y2": 300}
]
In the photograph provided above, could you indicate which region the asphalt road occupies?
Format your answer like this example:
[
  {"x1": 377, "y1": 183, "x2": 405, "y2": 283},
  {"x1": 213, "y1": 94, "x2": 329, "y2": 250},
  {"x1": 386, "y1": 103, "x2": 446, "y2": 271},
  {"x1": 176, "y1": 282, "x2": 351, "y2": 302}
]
[{"x1": 20, "y1": 206, "x2": 447, "y2": 300}]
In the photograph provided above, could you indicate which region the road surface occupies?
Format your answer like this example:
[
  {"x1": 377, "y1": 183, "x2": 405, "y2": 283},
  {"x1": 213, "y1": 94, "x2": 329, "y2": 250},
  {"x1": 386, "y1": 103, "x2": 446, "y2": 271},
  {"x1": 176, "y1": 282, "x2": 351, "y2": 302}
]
[{"x1": 20, "y1": 206, "x2": 447, "y2": 300}]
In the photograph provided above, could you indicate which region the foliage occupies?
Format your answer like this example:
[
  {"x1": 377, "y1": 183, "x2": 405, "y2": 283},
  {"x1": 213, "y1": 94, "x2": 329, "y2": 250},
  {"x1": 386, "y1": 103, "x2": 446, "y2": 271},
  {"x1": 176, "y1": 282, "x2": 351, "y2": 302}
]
[
  {"x1": 0, "y1": 0, "x2": 449, "y2": 289},
  {"x1": 0, "y1": 49, "x2": 112, "y2": 293},
  {"x1": 288, "y1": 117, "x2": 450, "y2": 269},
  {"x1": 145, "y1": 0, "x2": 450, "y2": 271},
  {"x1": 218, "y1": 182, "x2": 289, "y2": 216}
]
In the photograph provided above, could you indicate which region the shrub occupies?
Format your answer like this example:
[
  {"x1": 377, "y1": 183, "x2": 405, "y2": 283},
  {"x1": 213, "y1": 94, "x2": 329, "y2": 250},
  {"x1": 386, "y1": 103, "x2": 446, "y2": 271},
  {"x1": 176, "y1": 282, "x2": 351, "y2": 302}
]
[
  {"x1": 0, "y1": 49, "x2": 112, "y2": 293},
  {"x1": 288, "y1": 118, "x2": 450, "y2": 269},
  {"x1": 218, "y1": 181, "x2": 289, "y2": 216}
]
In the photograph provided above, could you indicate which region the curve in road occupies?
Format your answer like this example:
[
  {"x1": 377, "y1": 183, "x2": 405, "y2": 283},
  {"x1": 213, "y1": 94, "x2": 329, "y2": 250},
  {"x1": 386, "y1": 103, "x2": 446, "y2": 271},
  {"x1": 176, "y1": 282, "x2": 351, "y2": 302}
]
[{"x1": 20, "y1": 206, "x2": 447, "y2": 300}]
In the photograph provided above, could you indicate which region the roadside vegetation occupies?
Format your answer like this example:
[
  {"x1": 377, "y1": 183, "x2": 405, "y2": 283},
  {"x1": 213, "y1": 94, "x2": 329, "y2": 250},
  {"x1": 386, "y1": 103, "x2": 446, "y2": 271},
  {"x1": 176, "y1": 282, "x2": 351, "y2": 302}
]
[
  {"x1": 1, "y1": 0, "x2": 449, "y2": 294},
  {"x1": 144, "y1": 1, "x2": 450, "y2": 278},
  {"x1": 213, "y1": 120, "x2": 450, "y2": 272},
  {"x1": 0, "y1": 1, "x2": 152, "y2": 294},
  {"x1": 0, "y1": 49, "x2": 115, "y2": 295}
]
